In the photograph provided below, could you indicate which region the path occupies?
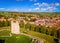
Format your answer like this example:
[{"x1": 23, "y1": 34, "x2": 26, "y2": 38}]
[
  {"x1": 0, "y1": 29, "x2": 45, "y2": 43},
  {"x1": 20, "y1": 33, "x2": 46, "y2": 43}
]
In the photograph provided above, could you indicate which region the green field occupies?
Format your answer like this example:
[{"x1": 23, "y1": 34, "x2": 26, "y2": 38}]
[
  {"x1": 0, "y1": 27, "x2": 57, "y2": 43},
  {"x1": 21, "y1": 28, "x2": 55, "y2": 43},
  {"x1": 0, "y1": 27, "x2": 32, "y2": 43},
  {"x1": 0, "y1": 34, "x2": 32, "y2": 43},
  {"x1": 0, "y1": 30, "x2": 10, "y2": 36}
]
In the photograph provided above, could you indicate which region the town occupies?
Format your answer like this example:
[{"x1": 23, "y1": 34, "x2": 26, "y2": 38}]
[
  {"x1": 0, "y1": 0, "x2": 60, "y2": 43},
  {"x1": 0, "y1": 12, "x2": 60, "y2": 43},
  {"x1": 0, "y1": 12, "x2": 60, "y2": 28}
]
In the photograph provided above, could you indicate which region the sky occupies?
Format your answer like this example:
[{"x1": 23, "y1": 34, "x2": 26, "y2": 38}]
[{"x1": 0, "y1": 0, "x2": 60, "y2": 12}]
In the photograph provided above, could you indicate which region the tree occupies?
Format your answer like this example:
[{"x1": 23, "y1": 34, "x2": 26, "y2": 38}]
[
  {"x1": 25, "y1": 23, "x2": 31, "y2": 30},
  {"x1": 30, "y1": 18, "x2": 36, "y2": 22},
  {"x1": 0, "y1": 21, "x2": 3, "y2": 27},
  {"x1": 39, "y1": 26, "x2": 46, "y2": 34},
  {"x1": 50, "y1": 27, "x2": 58, "y2": 38},
  {"x1": 46, "y1": 27, "x2": 52, "y2": 35},
  {"x1": 20, "y1": 21, "x2": 24, "y2": 28},
  {"x1": 57, "y1": 29, "x2": 60, "y2": 39},
  {"x1": 30, "y1": 24, "x2": 35, "y2": 31},
  {"x1": 34, "y1": 26, "x2": 40, "y2": 32}
]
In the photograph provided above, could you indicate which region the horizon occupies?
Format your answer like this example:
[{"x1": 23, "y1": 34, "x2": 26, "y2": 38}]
[
  {"x1": 0, "y1": 0, "x2": 60, "y2": 12},
  {"x1": 0, "y1": 11, "x2": 60, "y2": 13}
]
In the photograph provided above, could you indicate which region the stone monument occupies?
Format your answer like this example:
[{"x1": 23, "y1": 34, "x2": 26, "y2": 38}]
[{"x1": 11, "y1": 20, "x2": 20, "y2": 34}]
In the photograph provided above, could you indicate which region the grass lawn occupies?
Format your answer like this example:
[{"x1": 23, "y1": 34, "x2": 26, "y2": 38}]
[
  {"x1": 26, "y1": 31, "x2": 55, "y2": 43},
  {"x1": 0, "y1": 34, "x2": 32, "y2": 43},
  {"x1": 21, "y1": 28, "x2": 55, "y2": 43},
  {"x1": 0, "y1": 27, "x2": 32, "y2": 43},
  {"x1": 0, "y1": 30, "x2": 10, "y2": 36},
  {"x1": 0, "y1": 27, "x2": 57, "y2": 43}
]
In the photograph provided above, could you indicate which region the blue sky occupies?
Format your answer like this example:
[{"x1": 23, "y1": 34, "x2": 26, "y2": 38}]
[{"x1": 0, "y1": 0, "x2": 60, "y2": 12}]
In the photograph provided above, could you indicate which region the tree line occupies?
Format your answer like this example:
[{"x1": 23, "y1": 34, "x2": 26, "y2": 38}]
[
  {"x1": 0, "y1": 20, "x2": 10, "y2": 27},
  {"x1": 20, "y1": 22, "x2": 60, "y2": 40}
]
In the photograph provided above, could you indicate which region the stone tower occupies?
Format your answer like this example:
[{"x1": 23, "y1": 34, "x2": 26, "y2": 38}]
[{"x1": 11, "y1": 20, "x2": 20, "y2": 34}]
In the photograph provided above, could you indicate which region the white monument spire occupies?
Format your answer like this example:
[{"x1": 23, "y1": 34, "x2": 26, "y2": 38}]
[{"x1": 11, "y1": 20, "x2": 20, "y2": 34}]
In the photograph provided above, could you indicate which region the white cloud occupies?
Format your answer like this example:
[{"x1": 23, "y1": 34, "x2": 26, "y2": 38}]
[
  {"x1": 6, "y1": 8, "x2": 19, "y2": 12},
  {"x1": 47, "y1": 7, "x2": 57, "y2": 11},
  {"x1": 55, "y1": 3, "x2": 60, "y2": 6},
  {"x1": 40, "y1": 8, "x2": 47, "y2": 11},
  {"x1": 0, "y1": 6, "x2": 22, "y2": 12},
  {"x1": 0, "y1": 8, "x2": 20, "y2": 12},
  {"x1": 13, "y1": 9, "x2": 19, "y2": 11},
  {"x1": 34, "y1": 2, "x2": 40, "y2": 5},
  {"x1": 33, "y1": 2, "x2": 60, "y2": 11},
  {"x1": 28, "y1": 9, "x2": 32, "y2": 11},
  {"x1": 0, "y1": 8, "x2": 5, "y2": 10},
  {"x1": 34, "y1": 7, "x2": 39, "y2": 10},
  {"x1": 40, "y1": 7, "x2": 57, "y2": 11},
  {"x1": 28, "y1": 7, "x2": 39, "y2": 12},
  {"x1": 34, "y1": 2, "x2": 49, "y2": 7},
  {"x1": 34, "y1": 2, "x2": 60, "y2": 7},
  {"x1": 42, "y1": 2, "x2": 49, "y2": 6}
]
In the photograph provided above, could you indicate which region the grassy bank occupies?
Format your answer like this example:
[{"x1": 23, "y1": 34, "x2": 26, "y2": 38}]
[{"x1": 21, "y1": 28, "x2": 55, "y2": 43}]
